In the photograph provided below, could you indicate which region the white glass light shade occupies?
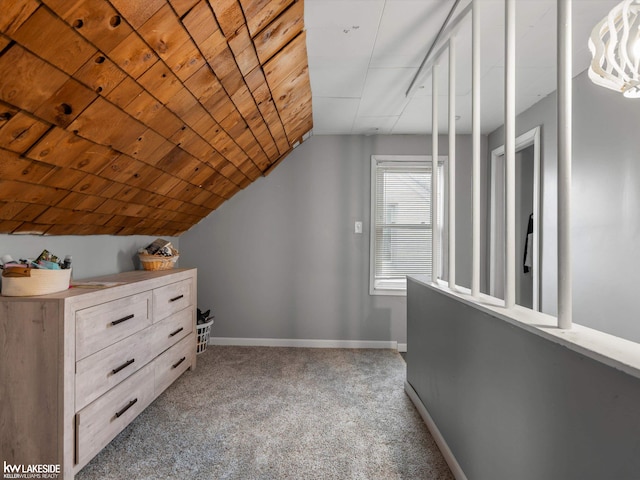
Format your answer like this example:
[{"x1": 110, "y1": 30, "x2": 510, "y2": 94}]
[{"x1": 588, "y1": 0, "x2": 640, "y2": 98}]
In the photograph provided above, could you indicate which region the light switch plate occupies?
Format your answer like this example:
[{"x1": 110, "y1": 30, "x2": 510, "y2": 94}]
[{"x1": 355, "y1": 221, "x2": 363, "y2": 234}]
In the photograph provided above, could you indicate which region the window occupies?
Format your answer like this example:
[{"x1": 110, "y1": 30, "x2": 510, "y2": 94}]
[{"x1": 369, "y1": 155, "x2": 444, "y2": 296}]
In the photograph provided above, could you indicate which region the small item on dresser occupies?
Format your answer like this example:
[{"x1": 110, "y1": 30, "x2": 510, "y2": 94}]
[
  {"x1": 144, "y1": 238, "x2": 173, "y2": 256},
  {"x1": 36, "y1": 249, "x2": 59, "y2": 264},
  {"x1": 39, "y1": 260, "x2": 61, "y2": 270},
  {"x1": 138, "y1": 239, "x2": 179, "y2": 271},
  {"x1": 1, "y1": 254, "x2": 17, "y2": 267}
]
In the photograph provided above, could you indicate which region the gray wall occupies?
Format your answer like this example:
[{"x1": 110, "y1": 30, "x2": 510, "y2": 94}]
[
  {"x1": 181, "y1": 134, "x2": 485, "y2": 344},
  {"x1": 407, "y1": 278, "x2": 640, "y2": 480},
  {"x1": 488, "y1": 70, "x2": 640, "y2": 343},
  {"x1": 0, "y1": 235, "x2": 179, "y2": 280}
]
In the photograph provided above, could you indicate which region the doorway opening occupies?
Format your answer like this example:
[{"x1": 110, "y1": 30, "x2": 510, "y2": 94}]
[{"x1": 489, "y1": 126, "x2": 541, "y2": 311}]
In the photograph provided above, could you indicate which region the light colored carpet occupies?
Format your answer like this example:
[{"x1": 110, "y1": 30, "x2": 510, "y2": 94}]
[{"x1": 77, "y1": 346, "x2": 453, "y2": 479}]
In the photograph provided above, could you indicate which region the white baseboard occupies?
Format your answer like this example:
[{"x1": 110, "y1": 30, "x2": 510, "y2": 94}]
[
  {"x1": 208, "y1": 337, "x2": 399, "y2": 350},
  {"x1": 404, "y1": 381, "x2": 467, "y2": 480},
  {"x1": 398, "y1": 343, "x2": 407, "y2": 353}
]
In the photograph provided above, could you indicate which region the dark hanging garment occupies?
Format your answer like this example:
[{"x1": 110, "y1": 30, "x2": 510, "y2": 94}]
[{"x1": 523, "y1": 213, "x2": 533, "y2": 273}]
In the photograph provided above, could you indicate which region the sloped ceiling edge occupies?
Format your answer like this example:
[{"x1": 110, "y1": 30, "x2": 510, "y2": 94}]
[{"x1": 0, "y1": 0, "x2": 312, "y2": 235}]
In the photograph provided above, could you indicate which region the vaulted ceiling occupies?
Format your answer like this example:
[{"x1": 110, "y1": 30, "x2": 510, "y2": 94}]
[{"x1": 0, "y1": 0, "x2": 312, "y2": 235}]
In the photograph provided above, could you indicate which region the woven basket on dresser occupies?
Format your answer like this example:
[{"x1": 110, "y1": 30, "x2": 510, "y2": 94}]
[
  {"x1": 1, "y1": 268, "x2": 72, "y2": 296},
  {"x1": 138, "y1": 254, "x2": 179, "y2": 271}
]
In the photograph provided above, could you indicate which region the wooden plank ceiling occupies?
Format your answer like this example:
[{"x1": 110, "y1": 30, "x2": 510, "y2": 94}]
[{"x1": 0, "y1": 0, "x2": 312, "y2": 235}]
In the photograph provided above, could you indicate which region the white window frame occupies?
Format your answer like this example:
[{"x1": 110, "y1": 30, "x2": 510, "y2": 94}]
[{"x1": 369, "y1": 155, "x2": 445, "y2": 296}]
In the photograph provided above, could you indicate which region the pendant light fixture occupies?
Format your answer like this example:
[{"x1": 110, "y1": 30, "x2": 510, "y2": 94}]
[{"x1": 588, "y1": 0, "x2": 640, "y2": 98}]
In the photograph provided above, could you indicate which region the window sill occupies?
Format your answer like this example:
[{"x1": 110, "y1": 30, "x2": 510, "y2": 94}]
[
  {"x1": 370, "y1": 289, "x2": 407, "y2": 297},
  {"x1": 408, "y1": 274, "x2": 640, "y2": 380},
  {"x1": 370, "y1": 279, "x2": 407, "y2": 296}
]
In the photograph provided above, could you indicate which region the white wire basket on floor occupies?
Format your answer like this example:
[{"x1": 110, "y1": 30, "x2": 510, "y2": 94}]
[{"x1": 196, "y1": 319, "x2": 214, "y2": 354}]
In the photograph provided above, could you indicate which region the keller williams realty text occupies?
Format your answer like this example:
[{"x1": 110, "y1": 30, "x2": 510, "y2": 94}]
[{"x1": 3, "y1": 462, "x2": 60, "y2": 479}]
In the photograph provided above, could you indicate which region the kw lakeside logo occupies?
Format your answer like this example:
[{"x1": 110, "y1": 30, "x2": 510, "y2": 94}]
[{"x1": 3, "y1": 462, "x2": 60, "y2": 479}]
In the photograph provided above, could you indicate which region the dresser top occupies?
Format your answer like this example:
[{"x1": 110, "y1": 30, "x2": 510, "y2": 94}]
[{"x1": 0, "y1": 268, "x2": 196, "y2": 304}]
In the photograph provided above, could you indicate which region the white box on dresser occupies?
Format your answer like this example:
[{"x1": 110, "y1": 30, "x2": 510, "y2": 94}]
[{"x1": 0, "y1": 268, "x2": 197, "y2": 479}]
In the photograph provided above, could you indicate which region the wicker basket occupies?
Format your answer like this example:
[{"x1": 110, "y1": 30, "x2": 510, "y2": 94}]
[
  {"x1": 138, "y1": 253, "x2": 179, "y2": 271},
  {"x1": 1, "y1": 268, "x2": 71, "y2": 297},
  {"x1": 196, "y1": 319, "x2": 214, "y2": 354}
]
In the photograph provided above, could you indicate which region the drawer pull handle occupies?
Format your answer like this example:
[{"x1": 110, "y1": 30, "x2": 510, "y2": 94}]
[
  {"x1": 112, "y1": 358, "x2": 135, "y2": 375},
  {"x1": 115, "y1": 398, "x2": 138, "y2": 418},
  {"x1": 172, "y1": 357, "x2": 186, "y2": 369},
  {"x1": 169, "y1": 327, "x2": 184, "y2": 337},
  {"x1": 169, "y1": 294, "x2": 184, "y2": 302},
  {"x1": 111, "y1": 314, "x2": 134, "y2": 326}
]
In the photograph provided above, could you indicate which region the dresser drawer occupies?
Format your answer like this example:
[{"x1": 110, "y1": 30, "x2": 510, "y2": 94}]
[
  {"x1": 76, "y1": 292, "x2": 152, "y2": 360},
  {"x1": 154, "y1": 335, "x2": 194, "y2": 396},
  {"x1": 76, "y1": 363, "x2": 154, "y2": 469},
  {"x1": 152, "y1": 279, "x2": 192, "y2": 322},
  {"x1": 153, "y1": 307, "x2": 193, "y2": 356},
  {"x1": 75, "y1": 325, "x2": 158, "y2": 411}
]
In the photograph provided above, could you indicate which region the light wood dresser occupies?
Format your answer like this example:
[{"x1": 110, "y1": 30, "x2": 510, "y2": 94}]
[{"x1": 0, "y1": 268, "x2": 197, "y2": 479}]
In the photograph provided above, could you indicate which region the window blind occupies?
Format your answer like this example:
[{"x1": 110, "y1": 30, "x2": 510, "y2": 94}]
[{"x1": 373, "y1": 161, "x2": 432, "y2": 291}]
